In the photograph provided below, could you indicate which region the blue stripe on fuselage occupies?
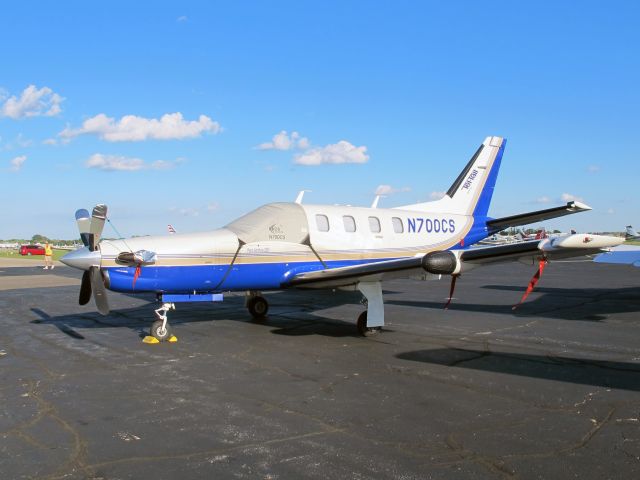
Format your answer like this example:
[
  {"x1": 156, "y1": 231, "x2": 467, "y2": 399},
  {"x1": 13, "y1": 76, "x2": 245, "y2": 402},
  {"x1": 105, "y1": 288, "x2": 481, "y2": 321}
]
[{"x1": 105, "y1": 259, "x2": 395, "y2": 294}]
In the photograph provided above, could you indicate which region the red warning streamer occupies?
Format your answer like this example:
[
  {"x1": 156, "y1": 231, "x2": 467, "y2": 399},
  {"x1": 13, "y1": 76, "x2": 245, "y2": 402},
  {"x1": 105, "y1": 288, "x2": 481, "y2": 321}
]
[
  {"x1": 512, "y1": 258, "x2": 547, "y2": 310},
  {"x1": 132, "y1": 265, "x2": 142, "y2": 289},
  {"x1": 444, "y1": 274, "x2": 459, "y2": 310}
]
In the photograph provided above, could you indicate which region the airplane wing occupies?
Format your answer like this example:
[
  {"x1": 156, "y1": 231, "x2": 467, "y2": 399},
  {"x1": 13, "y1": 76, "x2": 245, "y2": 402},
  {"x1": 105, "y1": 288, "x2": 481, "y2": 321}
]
[
  {"x1": 284, "y1": 234, "x2": 623, "y2": 289},
  {"x1": 486, "y1": 201, "x2": 591, "y2": 231},
  {"x1": 594, "y1": 245, "x2": 640, "y2": 267}
]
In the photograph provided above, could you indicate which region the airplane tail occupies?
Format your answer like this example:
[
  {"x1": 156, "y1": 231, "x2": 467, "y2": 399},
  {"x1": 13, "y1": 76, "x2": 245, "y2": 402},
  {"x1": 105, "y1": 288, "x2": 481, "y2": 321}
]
[
  {"x1": 625, "y1": 225, "x2": 639, "y2": 239},
  {"x1": 397, "y1": 136, "x2": 506, "y2": 217},
  {"x1": 535, "y1": 228, "x2": 547, "y2": 240}
]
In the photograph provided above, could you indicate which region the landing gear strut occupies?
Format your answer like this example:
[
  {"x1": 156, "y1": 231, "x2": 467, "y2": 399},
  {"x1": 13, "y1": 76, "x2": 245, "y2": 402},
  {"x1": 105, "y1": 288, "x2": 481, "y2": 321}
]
[
  {"x1": 151, "y1": 302, "x2": 175, "y2": 341},
  {"x1": 246, "y1": 292, "x2": 268, "y2": 320}
]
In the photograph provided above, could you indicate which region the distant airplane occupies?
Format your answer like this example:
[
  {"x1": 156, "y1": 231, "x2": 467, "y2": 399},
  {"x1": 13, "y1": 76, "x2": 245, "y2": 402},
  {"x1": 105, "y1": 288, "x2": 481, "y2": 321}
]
[
  {"x1": 167, "y1": 224, "x2": 176, "y2": 234},
  {"x1": 61, "y1": 136, "x2": 623, "y2": 341},
  {"x1": 625, "y1": 225, "x2": 639, "y2": 240},
  {"x1": 517, "y1": 228, "x2": 548, "y2": 241}
]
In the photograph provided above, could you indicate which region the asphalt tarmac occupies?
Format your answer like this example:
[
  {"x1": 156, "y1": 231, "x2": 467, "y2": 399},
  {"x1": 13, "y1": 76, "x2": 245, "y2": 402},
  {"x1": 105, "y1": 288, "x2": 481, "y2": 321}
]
[{"x1": 1, "y1": 259, "x2": 639, "y2": 479}]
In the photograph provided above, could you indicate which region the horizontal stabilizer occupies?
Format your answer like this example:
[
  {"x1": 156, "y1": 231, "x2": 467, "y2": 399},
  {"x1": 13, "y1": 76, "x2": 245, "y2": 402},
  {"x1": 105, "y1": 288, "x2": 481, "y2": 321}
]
[{"x1": 487, "y1": 201, "x2": 591, "y2": 231}]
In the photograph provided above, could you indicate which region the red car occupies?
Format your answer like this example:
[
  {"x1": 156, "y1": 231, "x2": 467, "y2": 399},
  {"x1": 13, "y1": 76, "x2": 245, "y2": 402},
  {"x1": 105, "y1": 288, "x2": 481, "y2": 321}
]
[{"x1": 19, "y1": 244, "x2": 46, "y2": 256}]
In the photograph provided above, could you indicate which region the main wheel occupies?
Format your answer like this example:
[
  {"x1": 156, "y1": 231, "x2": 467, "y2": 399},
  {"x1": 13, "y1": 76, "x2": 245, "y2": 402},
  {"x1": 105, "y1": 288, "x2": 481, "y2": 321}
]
[
  {"x1": 357, "y1": 311, "x2": 381, "y2": 337},
  {"x1": 150, "y1": 320, "x2": 172, "y2": 342},
  {"x1": 247, "y1": 296, "x2": 269, "y2": 320}
]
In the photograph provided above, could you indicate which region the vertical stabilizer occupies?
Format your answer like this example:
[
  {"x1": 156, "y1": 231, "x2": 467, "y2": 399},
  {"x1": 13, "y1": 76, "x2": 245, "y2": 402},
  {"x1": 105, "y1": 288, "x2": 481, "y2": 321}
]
[{"x1": 398, "y1": 136, "x2": 506, "y2": 217}]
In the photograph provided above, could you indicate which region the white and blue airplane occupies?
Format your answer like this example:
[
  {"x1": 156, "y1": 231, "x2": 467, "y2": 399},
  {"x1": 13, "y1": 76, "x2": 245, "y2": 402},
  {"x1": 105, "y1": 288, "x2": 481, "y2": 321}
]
[{"x1": 61, "y1": 136, "x2": 623, "y2": 341}]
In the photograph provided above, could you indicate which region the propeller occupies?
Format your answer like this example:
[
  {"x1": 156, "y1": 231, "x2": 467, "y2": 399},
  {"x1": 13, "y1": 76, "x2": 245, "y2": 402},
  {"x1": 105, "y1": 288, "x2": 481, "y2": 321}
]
[{"x1": 64, "y1": 204, "x2": 110, "y2": 315}]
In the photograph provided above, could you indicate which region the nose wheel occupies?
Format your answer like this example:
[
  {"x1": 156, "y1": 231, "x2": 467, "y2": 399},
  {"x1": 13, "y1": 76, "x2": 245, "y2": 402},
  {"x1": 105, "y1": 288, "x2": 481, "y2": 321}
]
[{"x1": 150, "y1": 302, "x2": 175, "y2": 341}]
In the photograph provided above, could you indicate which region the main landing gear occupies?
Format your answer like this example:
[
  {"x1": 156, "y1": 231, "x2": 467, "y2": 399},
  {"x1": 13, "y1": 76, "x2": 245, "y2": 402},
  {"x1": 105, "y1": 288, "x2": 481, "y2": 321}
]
[
  {"x1": 246, "y1": 292, "x2": 269, "y2": 320},
  {"x1": 356, "y1": 281, "x2": 384, "y2": 337},
  {"x1": 357, "y1": 311, "x2": 382, "y2": 336}
]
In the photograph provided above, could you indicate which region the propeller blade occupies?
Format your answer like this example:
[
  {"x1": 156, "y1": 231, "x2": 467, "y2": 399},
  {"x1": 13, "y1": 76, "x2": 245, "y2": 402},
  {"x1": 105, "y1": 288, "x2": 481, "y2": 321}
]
[
  {"x1": 79, "y1": 270, "x2": 92, "y2": 305},
  {"x1": 89, "y1": 204, "x2": 108, "y2": 251},
  {"x1": 75, "y1": 209, "x2": 91, "y2": 247},
  {"x1": 90, "y1": 266, "x2": 110, "y2": 315}
]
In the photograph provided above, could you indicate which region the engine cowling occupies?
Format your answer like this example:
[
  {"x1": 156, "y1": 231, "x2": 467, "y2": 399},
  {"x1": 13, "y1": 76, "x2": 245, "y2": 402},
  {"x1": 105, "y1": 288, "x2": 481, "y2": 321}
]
[{"x1": 421, "y1": 251, "x2": 460, "y2": 275}]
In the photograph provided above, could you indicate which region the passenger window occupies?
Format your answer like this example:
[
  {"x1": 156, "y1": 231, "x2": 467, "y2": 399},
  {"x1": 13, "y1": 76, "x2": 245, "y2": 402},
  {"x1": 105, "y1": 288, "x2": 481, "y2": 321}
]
[
  {"x1": 368, "y1": 216, "x2": 381, "y2": 233},
  {"x1": 343, "y1": 215, "x2": 356, "y2": 233},
  {"x1": 316, "y1": 214, "x2": 330, "y2": 232},
  {"x1": 392, "y1": 217, "x2": 404, "y2": 233}
]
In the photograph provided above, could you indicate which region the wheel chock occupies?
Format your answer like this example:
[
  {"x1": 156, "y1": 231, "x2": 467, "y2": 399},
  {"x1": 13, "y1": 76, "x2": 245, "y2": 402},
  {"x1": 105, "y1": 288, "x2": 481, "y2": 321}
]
[
  {"x1": 142, "y1": 336, "x2": 160, "y2": 344},
  {"x1": 168, "y1": 335, "x2": 178, "y2": 343}
]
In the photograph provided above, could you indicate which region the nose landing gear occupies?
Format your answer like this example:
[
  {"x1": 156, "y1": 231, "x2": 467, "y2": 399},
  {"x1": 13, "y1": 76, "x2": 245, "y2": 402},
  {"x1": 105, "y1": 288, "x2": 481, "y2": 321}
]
[{"x1": 144, "y1": 302, "x2": 178, "y2": 343}]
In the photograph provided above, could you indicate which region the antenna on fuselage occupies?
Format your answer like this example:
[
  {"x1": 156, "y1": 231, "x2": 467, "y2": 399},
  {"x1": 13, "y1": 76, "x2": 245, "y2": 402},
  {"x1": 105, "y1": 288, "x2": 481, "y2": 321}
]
[
  {"x1": 295, "y1": 190, "x2": 311, "y2": 204},
  {"x1": 371, "y1": 195, "x2": 385, "y2": 208}
]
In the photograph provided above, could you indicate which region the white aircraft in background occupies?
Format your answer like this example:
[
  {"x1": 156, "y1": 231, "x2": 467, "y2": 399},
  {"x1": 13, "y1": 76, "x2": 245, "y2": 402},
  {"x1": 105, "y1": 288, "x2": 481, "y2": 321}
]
[
  {"x1": 625, "y1": 225, "x2": 639, "y2": 240},
  {"x1": 61, "y1": 136, "x2": 623, "y2": 341}
]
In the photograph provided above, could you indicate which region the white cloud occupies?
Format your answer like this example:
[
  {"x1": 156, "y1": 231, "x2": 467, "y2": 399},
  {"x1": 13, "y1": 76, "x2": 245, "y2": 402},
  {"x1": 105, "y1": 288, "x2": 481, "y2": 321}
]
[
  {"x1": 1, "y1": 85, "x2": 63, "y2": 119},
  {"x1": 43, "y1": 138, "x2": 58, "y2": 146},
  {"x1": 587, "y1": 165, "x2": 600, "y2": 173},
  {"x1": 375, "y1": 184, "x2": 411, "y2": 195},
  {"x1": 294, "y1": 140, "x2": 369, "y2": 166},
  {"x1": 177, "y1": 15, "x2": 188, "y2": 22},
  {"x1": 85, "y1": 154, "x2": 182, "y2": 171},
  {"x1": 2, "y1": 133, "x2": 33, "y2": 151},
  {"x1": 429, "y1": 191, "x2": 446, "y2": 200},
  {"x1": 561, "y1": 192, "x2": 584, "y2": 203},
  {"x1": 9, "y1": 155, "x2": 26, "y2": 172},
  {"x1": 535, "y1": 196, "x2": 551, "y2": 204},
  {"x1": 206, "y1": 202, "x2": 220, "y2": 212},
  {"x1": 257, "y1": 130, "x2": 309, "y2": 151},
  {"x1": 60, "y1": 112, "x2": 221, "y2": 142},
  {"x1": 170, "y1": 206, "x2": 199, "y2": 217},
  {"x1": 607, "y1": 208, "x2": 615, "y2": 214}
]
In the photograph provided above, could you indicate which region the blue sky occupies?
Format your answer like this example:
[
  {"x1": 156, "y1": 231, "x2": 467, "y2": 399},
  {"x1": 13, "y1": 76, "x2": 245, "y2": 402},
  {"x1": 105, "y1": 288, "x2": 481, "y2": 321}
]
[{"x1": 1, "y1": 1, "x2": 638, "y2": 239}]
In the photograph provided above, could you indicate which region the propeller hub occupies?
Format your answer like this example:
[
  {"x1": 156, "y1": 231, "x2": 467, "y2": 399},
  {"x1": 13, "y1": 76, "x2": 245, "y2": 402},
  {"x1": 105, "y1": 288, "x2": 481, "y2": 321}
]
[{"x1": 61, "y1": 247, "x2": 101, "y2": 271}]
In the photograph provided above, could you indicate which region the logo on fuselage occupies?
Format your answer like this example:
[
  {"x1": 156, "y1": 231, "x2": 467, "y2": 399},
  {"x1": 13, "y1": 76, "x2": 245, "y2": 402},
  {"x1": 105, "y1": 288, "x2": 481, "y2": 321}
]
[{"x1": 268, "y1": 224, "x2": 286, "y2": 240}]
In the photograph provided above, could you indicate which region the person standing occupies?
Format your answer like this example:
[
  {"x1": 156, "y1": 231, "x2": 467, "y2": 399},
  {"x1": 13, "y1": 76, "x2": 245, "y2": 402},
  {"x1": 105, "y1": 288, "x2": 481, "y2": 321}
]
[{"x1": 44, "y1": 242, "x2": 54, "y2": 270}]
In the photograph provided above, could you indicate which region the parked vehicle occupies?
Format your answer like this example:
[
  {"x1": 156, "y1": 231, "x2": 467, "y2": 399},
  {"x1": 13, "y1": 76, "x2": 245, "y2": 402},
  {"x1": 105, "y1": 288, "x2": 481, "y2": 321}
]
[{"x1": 19, "y1": 244, "x2": 45, "y2": 256}]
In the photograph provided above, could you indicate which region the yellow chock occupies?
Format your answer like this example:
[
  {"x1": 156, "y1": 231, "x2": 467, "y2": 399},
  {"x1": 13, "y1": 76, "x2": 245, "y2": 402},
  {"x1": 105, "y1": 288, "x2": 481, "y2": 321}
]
[
  {"x1": 168, "y1": 335, "x2": 178, "y2": 343},
  {"x1": 142, "y1": 336, "x2": 160, "y2": 344}
]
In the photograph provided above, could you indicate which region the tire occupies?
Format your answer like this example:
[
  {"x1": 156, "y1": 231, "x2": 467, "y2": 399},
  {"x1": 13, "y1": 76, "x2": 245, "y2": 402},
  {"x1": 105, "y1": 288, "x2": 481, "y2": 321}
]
[
  {"x1": 150, "y1": 319, "x2": 172, "y2": 342},
  {"x1": 247, "y1": 296, "x2": 269, "y2": 319},
  {"x1": 357, "y1": 311, "x2": 381, "y2": 337}
]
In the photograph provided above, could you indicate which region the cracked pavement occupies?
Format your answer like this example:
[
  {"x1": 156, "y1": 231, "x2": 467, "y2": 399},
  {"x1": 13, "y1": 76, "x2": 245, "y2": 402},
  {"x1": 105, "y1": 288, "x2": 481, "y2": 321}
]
[{"x1": 1, "y1": 260, "x2": 639, "y2": 479}]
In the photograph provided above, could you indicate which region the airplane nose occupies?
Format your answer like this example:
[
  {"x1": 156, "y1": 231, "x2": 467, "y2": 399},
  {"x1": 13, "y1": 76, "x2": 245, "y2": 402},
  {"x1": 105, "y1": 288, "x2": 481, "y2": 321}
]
[{"x1": 60, "y1": 247, "x2": 101, "y2": 271}]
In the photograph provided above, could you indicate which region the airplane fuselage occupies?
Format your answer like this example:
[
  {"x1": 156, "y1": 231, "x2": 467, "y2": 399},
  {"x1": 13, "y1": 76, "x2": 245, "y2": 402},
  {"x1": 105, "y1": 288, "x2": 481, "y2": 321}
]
[{"x1": 98, "y1": 203, "x2": 491, "y2": 294}]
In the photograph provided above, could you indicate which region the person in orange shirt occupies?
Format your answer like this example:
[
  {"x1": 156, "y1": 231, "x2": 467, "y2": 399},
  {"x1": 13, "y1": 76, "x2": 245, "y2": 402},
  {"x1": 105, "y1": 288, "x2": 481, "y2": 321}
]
[{"x1": 44, "y1": 242, "x2": 54, "y2": 270}]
